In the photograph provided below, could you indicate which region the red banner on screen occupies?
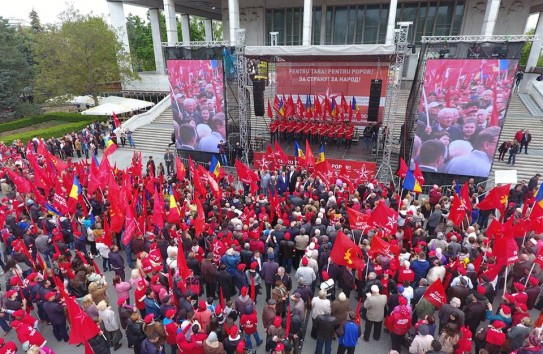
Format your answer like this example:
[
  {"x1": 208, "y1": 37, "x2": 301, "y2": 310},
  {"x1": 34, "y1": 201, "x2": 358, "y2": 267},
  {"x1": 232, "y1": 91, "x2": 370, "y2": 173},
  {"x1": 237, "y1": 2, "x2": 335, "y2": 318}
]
[
  {"x1": 253, "y1": 152, "x2": 376, "y2": 182},
  {"x1": 275, "y1": 62, "x2": 388, "y2": 122}
]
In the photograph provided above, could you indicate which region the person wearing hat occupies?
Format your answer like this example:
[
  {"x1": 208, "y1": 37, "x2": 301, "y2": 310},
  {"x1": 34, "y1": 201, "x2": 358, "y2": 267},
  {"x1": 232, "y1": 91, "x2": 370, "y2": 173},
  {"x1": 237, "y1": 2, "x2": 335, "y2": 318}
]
[
  {"x1": 526, "y1": 276, "x2": 540, "y2": 310},
  {"x1": 162, "y1": 309, "x2": 179, "y2": 354},
  {"x1": 194, "y1": 300, "x2": 212, "y2": 333},
  {"x1": 475, "y1": 320, "x2": 506, "y2": 354},
  {"x1": 223, "y1": 325, "x2": 241, "y2": 354},
  {"x1": 409, "y1": 324, "x2": 433, "y2": 354},
  {"x1": 486, "y1": 303, "x2": 512, "y2": 327},
  {"x1": 0, "y1": 338, "x2": 18, "y2": 354},
  {"x1": 235, "y1": 286, "x2": 254, "y2": 316},
  {"x1": 239, "y1": 304, "x2": 263, "y2": 349},
  {"x1": 295, "y1": 257, "x2": 316, "y2": 290},
  {"x1": 97, "y1": 300, "x2": 123, "y2": 351},
  {"x1": 246, "y1": 261, "x2": 262, "y2": 304},
  {"x1": 203, "y1": 331, "x2": 225, "y2": 354},
  {"x1": 320, "y1": 270, "x2": 335, "y2": 301},
  {"x1": 11, "y1": 309, "x2": 37, "y2": 329},
  {"x1": 41, "y1": 290, "x2": 69, "y2": 342},
  {"x1": 143, "y1": 314, "x2": 166, "y2": 349},
  {"x1": 117, "y1": 297, "x2": 135, "y2": 347},
  {"x1": 336, "y1": 312, "x2": 361, "y2": 354},
  {"x1": 233, "y1": 263, "x2": 249, "y2": 293},
  {"x1": 290, "y1": 292, "x2": 305, "y2": 318}
]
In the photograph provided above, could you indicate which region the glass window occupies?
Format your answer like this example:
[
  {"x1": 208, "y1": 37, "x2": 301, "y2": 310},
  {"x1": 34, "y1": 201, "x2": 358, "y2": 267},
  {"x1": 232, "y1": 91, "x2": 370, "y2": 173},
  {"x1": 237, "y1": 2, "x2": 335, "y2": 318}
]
[
  {"x1": 415, "y1": 4, "x2": 427, "y2": 43},
  {"x1": 435, "y1": 2, "x2": 454, "y2": 36},
  {"x1": 273, "y1": 10, "x2": 285, "y2": 45},
  {"x1": 452, "y1": 1, "x2": 465, "y2": 35},
  {"x1": 292, "y1": 8, "x2": 302, "y2": 45},
  {"x1": 355, "y1": 6, "x2": 364, "y2": 43},
  {"x1": 334, "y1": 6, "x2": 348, "y2": 44},
  {"x1": 325, "y1": 8, "x2": 333, "y2": 44},
  {"x1": 266, "y1": 10, "x2": 272, "y2": 45},
  {"x1": 424, "y1": 3, "x2": 437, "y2": 36},
  {"x1": 378, "y1": 5, "x2": 389, "y2": 44},
  {"x1": 313, "y1": 7, "x2": 322, "y2": 44},
  {"x1": 364, "y1": 5, "x2": 380, "y2": 44},
  {"x1": 347, "y1": 6, "x2": 357, "y2": 44}
]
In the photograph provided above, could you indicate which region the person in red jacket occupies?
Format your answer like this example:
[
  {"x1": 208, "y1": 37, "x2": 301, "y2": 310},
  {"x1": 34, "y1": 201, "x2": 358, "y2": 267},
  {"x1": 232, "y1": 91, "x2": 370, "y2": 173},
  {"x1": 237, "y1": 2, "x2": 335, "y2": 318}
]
[
  {"x1": 194, "y1": 300, "x2": 212, "y2": 333},
  {"x1": 0, "y1": 338, "x2": 18, "y2": 354},
  {"x1": 240, "y1": 304, "x2": 263, "y2": 350},
  {"x1": 163, "y1": 309, "x2": 178, "y2": 354},
  {"x1": 397, "y1": 261, "x2": 415, "y2": 284},
  {"x1": 135, "y1": 280, "x2": 148, "y2": 316},
  {"x1": 11, "y1": 320, "x2": 47, "y2": 348},
  {"x1": 385, "y1": 296, "x2": 412, "y2": 353},
  {"x1": 11, "y1": 310, "x2": 38, "y2": 329},
  {"x1": 484, "y1": 320, "x2": 506, "y2": 354},
  {"x1": 190, "y1": 323, "x2": 208, "y2": 354},
  {"x1": 177, "y1": 323, "x2": 196, "y2": 353}
]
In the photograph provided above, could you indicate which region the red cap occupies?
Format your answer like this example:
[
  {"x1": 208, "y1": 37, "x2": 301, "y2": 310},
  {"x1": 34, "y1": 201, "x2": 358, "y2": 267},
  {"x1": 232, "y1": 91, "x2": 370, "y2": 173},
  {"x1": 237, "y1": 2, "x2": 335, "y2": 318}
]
[
  {"x1": 151, "y1": 274, "x2": 160, "y2": 283},
  {"x1": 385, "y1": 269, "x2": 394, "y2": 276},
  {"x1": 166, "y1": 309, "x2": 176, "y2": 318},
  {"x1": 301, "y1": 257, "x2": 309, "y2": 266},
  {"x1": 230, "y1": 325, "x2": 238, "y2": 337},
  {"x1": 501, "y1": 306, "x2": 511, "y2": 315},
  {"x1": 321, "y1": 271, "x2": 330, "y2": 281},
  {"x1": 399, "y1": 296, "x2": 407, "y2": 305},
  {"x1": 199, "y1": 300, "x2": 206, "y2": 310},
  {"x1": 250, "y1": 262, "x2": 258, "y2": 270},
  {"x1": 241, "y1": 286, "x2": 248, "y2": 296},
  {"x1": 45, "y1": 291, "x2": 57, "y2": 299},
  {"x1": 144, "y1": 314, "x2": 154, "y2": 324},
  {"x1": 9, "y1": 276, "x2": 21, "y2": 286},
  {"x1": 275, "y1": 342, "x2": 285, "y2": 351},
  {"x1": 492, "y1": 320, "x2": 506, "y2": 329},
  {"x1": 12, "y1": 309, "x2": 25, "y2": 318},
  {"x1": 6, "y1": 290, "x2": 17, "y2": 298},
  {"x1": 237, "y1": 264, "x2": 246, "y2": 271},
  {"x1": 27, "y1": 273, "x2": 38, "y2": 281},
  {"x1": 477, "y1": 285, "x2": 486, "y2": 295},
  {"x1": 52, "y1": 228, "x2": 59, "y2": 234},
  {"x1": 284, "y1": 232, "x2": 291, "y2": 240},
  {"x1": 117, "y1": 298, "x2": 127, "y2": 306},
  {"x1": 530, "y1": 276, "x2": 539, "y2": 286},
  {"x1": 10, "y1": 320, "x2": 21, "y2": 328},
  {"x1": 513, "y1": 282, "x2": 526, "y2": 291},
  {"x1": 457, "y1": 267, "x2": 467, "y2": 275},
  {"x1": 236, "y1": 340, "x2": 245, "y2": 353},
  {"x1": 273, "y1": 316, "x2": 282, "y2": 327},
  {"x1": 215, "y1": 304, "x2": 222, "y2": 316},
  {"x1": 517, "y1": 303, "x2": 528, "y2": 312}
]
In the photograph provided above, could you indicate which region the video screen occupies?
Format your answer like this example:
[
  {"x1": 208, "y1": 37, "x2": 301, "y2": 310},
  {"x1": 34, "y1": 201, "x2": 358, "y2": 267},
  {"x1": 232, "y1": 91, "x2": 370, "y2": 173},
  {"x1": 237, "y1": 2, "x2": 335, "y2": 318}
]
[
  {"x1": 411, "y1": 59, "x2": 517, "y2": 178},
  {"x1": 167, "y1": 59, "x2": 226, "y2": 153}
]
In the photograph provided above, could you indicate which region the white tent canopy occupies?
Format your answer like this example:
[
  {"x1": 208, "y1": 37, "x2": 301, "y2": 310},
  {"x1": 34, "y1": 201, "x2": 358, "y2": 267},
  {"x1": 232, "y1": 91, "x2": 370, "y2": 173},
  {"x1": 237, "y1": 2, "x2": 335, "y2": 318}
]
[
  {"x1": 81, "y1": 96, "x2": 155, "y2": 116},
  {"x1": 81, "y1": 103, "x2": 131, "y2": 115}
]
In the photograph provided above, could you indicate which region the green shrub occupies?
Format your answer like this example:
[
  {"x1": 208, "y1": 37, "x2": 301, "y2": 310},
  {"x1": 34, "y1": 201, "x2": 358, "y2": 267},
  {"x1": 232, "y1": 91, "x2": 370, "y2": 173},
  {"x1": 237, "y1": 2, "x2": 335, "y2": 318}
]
[
  {"x1": 0, "y1": 118, "x2": 108, "y2": 144},
  {"x1": 0, "y1": 112, "x2": 103, "y2": 133}
]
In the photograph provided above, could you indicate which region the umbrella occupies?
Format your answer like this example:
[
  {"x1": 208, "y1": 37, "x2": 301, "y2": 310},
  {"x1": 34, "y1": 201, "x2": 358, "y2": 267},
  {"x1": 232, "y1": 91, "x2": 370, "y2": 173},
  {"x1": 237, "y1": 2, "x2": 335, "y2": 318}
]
[
  {"x1": 81, "y1": 103, "x2": 131, "y2": 115},
  {"x1": 100, "y1": 96, "x2": 154, "y2": 111}
]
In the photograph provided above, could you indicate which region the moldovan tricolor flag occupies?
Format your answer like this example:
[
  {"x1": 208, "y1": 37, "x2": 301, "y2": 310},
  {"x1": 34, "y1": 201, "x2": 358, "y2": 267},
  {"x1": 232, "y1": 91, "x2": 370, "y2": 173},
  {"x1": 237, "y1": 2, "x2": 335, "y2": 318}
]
[
  {"x1": 330, "y1": 231, "x2": 365, "y2": 269},
  {"x1": 423, "y1": 279, "x2": 447, "y2": 308},
  {"x1": 103, "y1": 137, "x2": 118, "y2": 157}
]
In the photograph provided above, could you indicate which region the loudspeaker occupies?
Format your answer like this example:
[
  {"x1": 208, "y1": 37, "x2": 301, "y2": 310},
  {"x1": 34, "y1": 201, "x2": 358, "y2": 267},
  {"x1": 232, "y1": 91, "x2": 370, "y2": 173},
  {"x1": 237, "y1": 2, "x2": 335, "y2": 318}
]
[
  {"x1": 253, "y1": 80, "x2": 265, "y2": 116},
  {"x1": 368, "y1": 79, "x2": 382, "y2": 122}
]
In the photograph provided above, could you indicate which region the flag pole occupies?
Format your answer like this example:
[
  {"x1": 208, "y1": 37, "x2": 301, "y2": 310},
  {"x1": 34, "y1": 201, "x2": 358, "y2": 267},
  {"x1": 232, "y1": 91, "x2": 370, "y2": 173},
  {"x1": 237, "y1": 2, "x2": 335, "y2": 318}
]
[
  {"x1": 525, "y1": 263, "x2": 536, "y2": 288},
  {"x1": 503, "y1": 265, "x2": 509, "y2": 292}
]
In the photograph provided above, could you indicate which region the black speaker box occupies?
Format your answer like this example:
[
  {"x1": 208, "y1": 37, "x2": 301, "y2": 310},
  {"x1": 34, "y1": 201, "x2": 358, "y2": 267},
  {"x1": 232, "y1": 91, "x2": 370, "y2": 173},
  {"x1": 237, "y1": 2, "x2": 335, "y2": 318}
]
[
  {"x1": 368, "y1": 79, "x2": 382, "y2": 122},
  {"x1": 253, "y1": 80, "x2": 265, "y2": 116}
]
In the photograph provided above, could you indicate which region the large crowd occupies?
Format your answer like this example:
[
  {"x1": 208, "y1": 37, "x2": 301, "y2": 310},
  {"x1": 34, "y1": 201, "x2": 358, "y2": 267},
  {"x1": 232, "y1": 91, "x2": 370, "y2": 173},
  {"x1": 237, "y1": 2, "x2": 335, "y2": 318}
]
[{"x1": 0, "y1": 126, "x2": 542, "y2": 354}]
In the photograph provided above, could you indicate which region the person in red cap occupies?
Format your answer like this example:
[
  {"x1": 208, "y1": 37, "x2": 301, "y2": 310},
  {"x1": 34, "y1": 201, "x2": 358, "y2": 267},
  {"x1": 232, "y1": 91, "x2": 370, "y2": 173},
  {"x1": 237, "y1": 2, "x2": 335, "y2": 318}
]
[
  {"x1": 143, "y1": 314, "x2": 166, "y2": 348},
  {"x1": 526, "y1": 276, "x2": 541, "y2": 310},
  {"x1": 485, "y1": 303, "x2": 513, "y2": 327},
  {"x1": 233, "y1": 263, "x2": 248, "y2": 293},
  {"x1": 194, "y1": 300, "x2": 212, "y2": 333},
  {"x1": 223, "y1": 325, "x2": 241, "y2": 354},
  {"x1": 385, "y1": 296, "x2": 412, "y2": 352},
  {"x1": 246, "y1": 262, "x2": 262, "y2": 304},
  {"x1": 12, "y1": 320, "x2": 47, "y2": 348},
  {"x1": 162, "y1": 308, "x2": 179, "y2": 354},
  {"x1": 475, "y1": 320, "x2": 506, "y2": 354},
  {"x1": 235, "y1": 286, "x2": 255, "y2": 316},
  {"x1": 0, "y1": 338, "x2": 18, "y2": 354},
  {"x1": 239, "y1": 303, "x2": 263, "y2": 349},
  {"x1": 11, "y1": 309, "x2": 37, "y2": 329}
]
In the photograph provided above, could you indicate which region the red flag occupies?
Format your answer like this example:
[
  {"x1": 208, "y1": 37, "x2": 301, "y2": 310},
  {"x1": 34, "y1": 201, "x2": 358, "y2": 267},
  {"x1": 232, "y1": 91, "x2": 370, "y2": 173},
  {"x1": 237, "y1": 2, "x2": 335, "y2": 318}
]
[
  {"x1": 273, "y1": 140, "x2": 289, "y2": 166},
  {"x1": 262, "y1": 145, "x2": 276, "y2": 171},
  {"x1": 122, "y1": 203, "x2": 137, "y2": 246},
  {"x1": 267, "y1": 98, "x2": 273, "y2": 118},
  {"x1": 112, "y1": 112, "x2": 121, "y2": 128},
  {"x1": 413, "y1": 162, "x2": 425, "y2": 186},
  {"x1": 448, "y1": 194, "x2": 467, "y2": 225},
  {"x1": 489, "y1": 90, "x2": 499, "y2": 127},
  {"x1": 535, "y1": 247, "x2": 543, "y2": 267},
  {"x1": 529, "y1": 203, "x2": 543, "y2": 234},
  {"x1": 152, "y1": 189, "x2": 165, "y2": 228},
  {"x1": 295, "y1": 96, "x2": 305, "y2": 119},
  {"x1": 188, "y1": 157, "x2": 206, "y2": 197},
  {"x1": 476, "y1": 184, "x2": 511, "y2": 211},
  {"x1": 460, "y1": 182, "x2": 472, "y2": 213},
  {"x1": 285, "y1": 303, "x2": 291, "y2": 337},
  {"x1": 235, "y1": 159, "x2": 259, "y2": 194},
  {"x1": 177, "y1": 236, "x2": 191, "y2": 278},
  {"x1": 313, "y1": 160, "x2": 335, "y2": 187},
  {"x1": 193, "y1": 197, "x2": 206, "y2": 236},
  {"x1": 330, "y1": 230, "x2": 365, "y2": 269},
  {"x1": 92, "y1": 259, "x2": 101, "y2": 275},
  {"x1": 4, "y1": 169, "x2": 31, "y2": 194},
  {"x1": 370, "y1": 201, "x2": 398, "y2": 236},
  {"x1": 423, "y1": 279, "x2": 447, "y2": 308},
  {"x1": 370, "y1": 236, "x2": 400, "y2": 256},
  {"x1": 285, "y1": 95, "x2": 295, "y2": 118},
  {"x1": 102, "y1": 216, "x2": 112, "y2": 247},
  {"x1": 273, "y1": 95, "x2": 280, "y2": 112},
  {"x1": 84, "y1": 341, "x2": 94, "y2": 354},
  {"x1": 314, "y1": 96, "x2": 322, "y2": 118},
  {"x1": 305, "y1": 140, "x2": 316, "y2": 172},
  {"x1": 65, "y1": 294, "x2": 101, "y2": 344},
  {"x1": 493, "y1": 232, "x2": 518, "y2": 265},
  {"x1": 175, "y1": 156, "x2": 186, "y2": 181},
  {"x1": 395, "y1": 157, "x2": 408, "y2": 178}
]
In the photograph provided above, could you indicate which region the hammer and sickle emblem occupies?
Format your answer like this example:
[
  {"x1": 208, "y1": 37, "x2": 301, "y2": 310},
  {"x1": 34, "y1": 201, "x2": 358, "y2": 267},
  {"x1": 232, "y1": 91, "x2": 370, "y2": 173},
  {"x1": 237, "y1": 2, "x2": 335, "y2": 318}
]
[{"x1": 344, "y1": 248, "x2": 353, "y2": 265}]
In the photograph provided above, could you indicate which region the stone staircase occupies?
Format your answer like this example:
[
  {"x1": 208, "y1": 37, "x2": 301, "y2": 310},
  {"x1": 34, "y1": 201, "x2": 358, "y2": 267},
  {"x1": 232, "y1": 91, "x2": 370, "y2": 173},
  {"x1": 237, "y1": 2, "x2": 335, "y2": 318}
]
[
  {"x1": 130, "y1": 109, "x2": 174, "y2": 154},
  {"x1": 490, "y1": 92, "x2": 543, "y2": 182}
]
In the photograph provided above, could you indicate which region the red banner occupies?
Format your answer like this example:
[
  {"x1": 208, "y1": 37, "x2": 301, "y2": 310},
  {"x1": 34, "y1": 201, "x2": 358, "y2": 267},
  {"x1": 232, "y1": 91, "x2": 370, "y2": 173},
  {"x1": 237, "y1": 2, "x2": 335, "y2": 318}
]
[
  {"x1": 253, "y1": 152, "x2": 376, "y2": 182},
  {"x1": 276, "y1": 62, "x2": 388, "y2": 123}
]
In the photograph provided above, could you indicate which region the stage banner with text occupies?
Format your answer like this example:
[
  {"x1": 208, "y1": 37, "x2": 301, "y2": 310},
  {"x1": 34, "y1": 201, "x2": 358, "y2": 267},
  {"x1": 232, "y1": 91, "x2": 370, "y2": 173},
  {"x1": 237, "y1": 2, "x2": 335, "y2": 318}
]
[
  {"x1": 275, "y1": 61, "x2": 388, "y2": 123},
  {"x1": 253, "y1": 152, "x2": 376, "y2": 182}
]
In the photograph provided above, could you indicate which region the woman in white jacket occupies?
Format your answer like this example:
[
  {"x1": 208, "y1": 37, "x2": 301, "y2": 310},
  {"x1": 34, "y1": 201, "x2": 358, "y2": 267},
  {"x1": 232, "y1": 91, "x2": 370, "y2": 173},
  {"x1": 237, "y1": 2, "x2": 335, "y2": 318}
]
[
  {"x1": 97, "y1": 300, "x2": 123, "y2": 350},
  {"x1": 409, "y1": 324, "x2": 434, "y2": 354}
]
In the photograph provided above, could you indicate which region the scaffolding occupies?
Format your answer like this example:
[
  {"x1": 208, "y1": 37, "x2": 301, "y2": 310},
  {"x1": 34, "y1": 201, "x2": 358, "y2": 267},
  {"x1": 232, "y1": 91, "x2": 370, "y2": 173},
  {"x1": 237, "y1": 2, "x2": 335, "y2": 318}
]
[
  {"x1": 235, "y1": 29, "x2": 249, "y2": 163},
  {"x1": 376, "y1": 22, "x2": 412, "y2": 183}
]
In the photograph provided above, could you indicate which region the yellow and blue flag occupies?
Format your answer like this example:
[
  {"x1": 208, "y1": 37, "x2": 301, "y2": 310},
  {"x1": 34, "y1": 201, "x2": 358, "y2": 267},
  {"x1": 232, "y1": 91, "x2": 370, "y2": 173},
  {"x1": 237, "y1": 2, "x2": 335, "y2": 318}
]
[
  {"x1": 330, "y1": 99, "x2": 337, "y2": 118},
  {"x1": 317, "y1": 143, "x2": 325, "y2": 164},
  {"x1": 294, "y1": 141, "x2": 305, "y2": 158},
  {"x1": 402, "y1": 170, "x2": 422, "y2": 193},
  {"x1": 209, "y1": 155, "x2": 221, "y2": 178},
  {"x1": 93, "y1": 155, "x2": 100, "y2": 167},
  {"x1": 69, "y1": 176, "x2": 82, "y2": 200},
  {"x1": 44, "y1": 203, "x2": 62, "y2": 217},
  {"x1": 535, "y1": 185, "x2": 543, "y2": 207},
  {"x1": 278, "y1": 97, "x2": 285, "y2": 117}
]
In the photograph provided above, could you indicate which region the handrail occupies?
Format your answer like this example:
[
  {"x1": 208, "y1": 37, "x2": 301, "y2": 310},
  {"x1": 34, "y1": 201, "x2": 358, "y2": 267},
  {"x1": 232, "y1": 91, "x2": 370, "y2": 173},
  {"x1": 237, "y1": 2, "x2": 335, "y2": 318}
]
[{"x1": 116, "y1": 95, "x2": 171, "y2": 133}]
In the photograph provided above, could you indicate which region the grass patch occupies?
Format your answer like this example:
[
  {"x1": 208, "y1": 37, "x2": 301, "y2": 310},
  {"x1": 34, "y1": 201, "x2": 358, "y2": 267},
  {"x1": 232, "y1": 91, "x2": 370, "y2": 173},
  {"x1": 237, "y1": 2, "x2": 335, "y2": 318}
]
[{"x1": 0, "y1": 112, "x2": 103, "y2": 133}]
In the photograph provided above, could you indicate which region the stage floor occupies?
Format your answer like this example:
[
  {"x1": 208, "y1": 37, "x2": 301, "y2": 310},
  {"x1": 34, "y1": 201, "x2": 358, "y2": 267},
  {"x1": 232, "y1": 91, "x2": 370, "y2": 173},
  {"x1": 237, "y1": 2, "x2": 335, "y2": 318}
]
[{"x1": 255, "y1": 137, "x2": 378, "y2": 162}]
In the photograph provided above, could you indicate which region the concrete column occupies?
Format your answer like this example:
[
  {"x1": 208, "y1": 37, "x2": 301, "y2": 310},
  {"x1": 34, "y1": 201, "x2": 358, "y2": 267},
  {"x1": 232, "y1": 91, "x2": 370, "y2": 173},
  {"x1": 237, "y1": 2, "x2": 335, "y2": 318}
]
[
  {"x1": 527, "y1": 13, "x2": 543, "y2": 72},
  {"x1": 385, "y1": 0, "x2": 399, "y2": 45},
  {"x1": 149, "y1": 8, "x2": 165, "y2": 74},
  {"x1": 204, "y1": 18, "x2": 213, "y2": 42},
  {"x1": 302, "y1": 0, "x2": 313, "y2": 45},
  {"x1": 106, "y1": 1, "x2": 130, "y2": 54},
  {"x1": 180, "y1": 14, "x2": 191, "y2": 44},
  {"x1": 481, "y1": 0, "x2": 501, "y2": 36},
  {"x1": 228, "y1": 0, "x2": 240, "y2": 45},
  {"x1": 163, "y1": 0, "x2": 178, "y2": 45}
]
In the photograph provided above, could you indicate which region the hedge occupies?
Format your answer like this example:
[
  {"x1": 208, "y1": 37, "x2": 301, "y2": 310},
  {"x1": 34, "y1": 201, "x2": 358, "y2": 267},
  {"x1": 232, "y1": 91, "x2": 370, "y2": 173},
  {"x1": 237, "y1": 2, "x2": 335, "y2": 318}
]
[
  {"x1": 0, "y1": 112, "x2": 103, "y2": 133},
  {"x1": 0, "y1": 118, "x2": 108, "y2": 144}
]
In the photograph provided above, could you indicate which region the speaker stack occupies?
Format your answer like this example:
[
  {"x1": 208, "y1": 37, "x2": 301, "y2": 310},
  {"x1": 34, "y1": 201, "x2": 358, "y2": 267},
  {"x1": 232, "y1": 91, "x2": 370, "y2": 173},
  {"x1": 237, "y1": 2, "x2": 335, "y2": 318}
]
[
  {"x1": 367, "y1": 79, "x2": 382, "y2": 122},
  {"x1": 253, "y1": 80, "x2": 265, "y2": 116}
]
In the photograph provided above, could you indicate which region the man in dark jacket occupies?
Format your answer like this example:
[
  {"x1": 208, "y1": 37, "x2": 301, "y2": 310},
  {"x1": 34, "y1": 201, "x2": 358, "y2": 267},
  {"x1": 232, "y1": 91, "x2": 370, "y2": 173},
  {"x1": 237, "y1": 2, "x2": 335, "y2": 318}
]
[
  {"x1": 43, "y1": 291, "x2": 69, "y2": 342},
  {"x1": 278, "y1": 233, "x2": 295, "y2": 273},
  {"x1": 217, "y1": 264, "x2": 236, "y2": 300},
  {"x1": 314, "y1": 313, "x2": 337, "y2": 354},
  {"x1": 463, "y1": 293, "x2": 486, "y2": 335},
  {"x1": 201, "y1": 253, "x2": 218, "y2": 299},
  {"x1": 261, "y1": 254, "x2": 279, "y2": 301},
  {"x1": 109, "y1": 245, "x2": 125, "y2": 281}
]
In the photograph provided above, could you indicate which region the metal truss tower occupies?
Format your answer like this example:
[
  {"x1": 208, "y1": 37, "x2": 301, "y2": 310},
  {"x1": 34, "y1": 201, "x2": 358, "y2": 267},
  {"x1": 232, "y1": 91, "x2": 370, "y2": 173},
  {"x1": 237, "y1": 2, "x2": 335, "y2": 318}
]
[
  {"x1": 235, "y1": 29, "x2": 249, "y2": 163},
  {"x1": 376, "y1": 22, "x2": 412, "y2": 183}
]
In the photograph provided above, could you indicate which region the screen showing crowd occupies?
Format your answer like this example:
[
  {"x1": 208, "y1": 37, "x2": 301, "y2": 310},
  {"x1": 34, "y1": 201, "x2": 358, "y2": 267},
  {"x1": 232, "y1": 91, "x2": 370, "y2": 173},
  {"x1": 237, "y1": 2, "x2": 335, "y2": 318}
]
[
  {"x1": 410, "y1": 59, "x2": 517, "y2": 178},
  {"x1": 167, "y1": 59, "x2": 226, "y2": 153}
]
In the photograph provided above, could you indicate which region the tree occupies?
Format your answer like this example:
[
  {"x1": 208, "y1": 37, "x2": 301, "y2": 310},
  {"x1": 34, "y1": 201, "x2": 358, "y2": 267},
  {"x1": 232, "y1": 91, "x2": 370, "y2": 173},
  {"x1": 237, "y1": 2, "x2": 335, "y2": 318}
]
[
  {"x1": 213, "y1": 21, "x2": 223, "y2": 41},
  {"x1": 520, "y1": 28, "x2": 543, "y2": 68},
  {"x1": 29, "y1": 9, "x2": 43, "y2": 33},
  {"x1": 32, "y1": 10, "x2": 138, "y2": 105},
  {"x1": 126, "y1": 13, "x2": 155, "y2": 71},
  {"x1": 0, "y1": 17, "x2": 33, "y2": 116}
]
